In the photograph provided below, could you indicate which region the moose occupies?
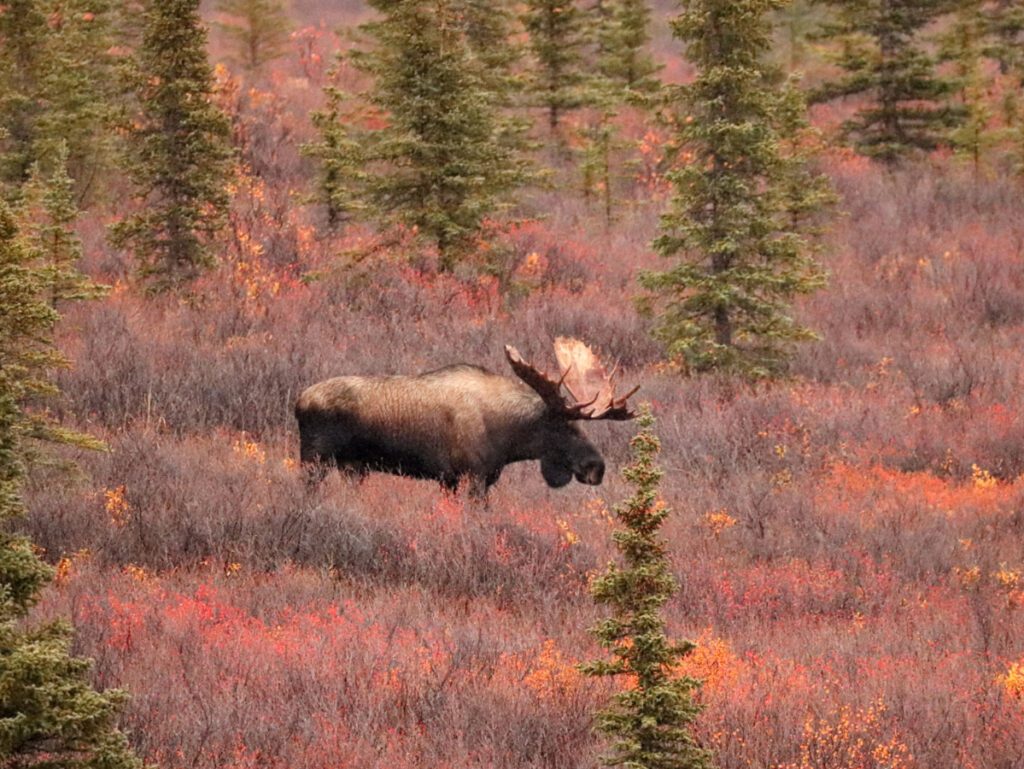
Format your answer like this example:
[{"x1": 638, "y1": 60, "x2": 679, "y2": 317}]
[{"x1": 294, "y1": 338, "x2": 639, "y2": 496}]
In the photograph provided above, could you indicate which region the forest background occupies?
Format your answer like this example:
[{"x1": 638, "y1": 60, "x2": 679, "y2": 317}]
[{"x1": 4, "y1": 0, "x2": 1024, "y2": 767}]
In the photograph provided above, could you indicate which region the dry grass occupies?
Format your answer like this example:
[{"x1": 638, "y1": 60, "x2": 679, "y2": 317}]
[{"x1": 17, "y1": 5, "x2": 1024, "y2": 769}]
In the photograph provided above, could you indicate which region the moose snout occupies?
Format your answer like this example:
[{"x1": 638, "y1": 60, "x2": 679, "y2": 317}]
[{"x1": 577, "y1": 459, "x2": 605, "y2": 486}]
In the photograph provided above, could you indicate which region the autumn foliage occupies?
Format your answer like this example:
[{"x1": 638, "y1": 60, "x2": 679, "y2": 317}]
[{"x1": 8, "y1": 3, "x2": 1024, "y2": 769}]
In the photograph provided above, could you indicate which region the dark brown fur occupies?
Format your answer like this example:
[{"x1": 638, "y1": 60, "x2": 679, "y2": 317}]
[{"x1": 294, "y1": 364, "x2": 605, "y2": 495}]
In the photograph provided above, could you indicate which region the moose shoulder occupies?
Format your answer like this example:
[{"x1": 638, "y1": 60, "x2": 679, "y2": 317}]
[{"x1": 294, "y1": 339, "x2": 638, "y2": 496}]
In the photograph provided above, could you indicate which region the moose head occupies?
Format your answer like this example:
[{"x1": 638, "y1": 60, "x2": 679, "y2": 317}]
[{"x1": 504, "y1": 338, "x2": 639, "y2": 488}]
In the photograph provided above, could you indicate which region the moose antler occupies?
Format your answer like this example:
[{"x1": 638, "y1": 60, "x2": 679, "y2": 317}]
[
  {"x1": 504, "y1": 339, "x2": 638, "y2": 420},
  {"x1": 504, "y1": 345, "x2": 598, "y2": 419},
  {"x1": 553, "y1": 337, "x2": 639, "y2": 420}
]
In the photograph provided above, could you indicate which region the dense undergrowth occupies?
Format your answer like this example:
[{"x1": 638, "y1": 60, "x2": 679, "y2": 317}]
[{"x1": 17, "y1": 5, "x2": 1024, "y2": 769}]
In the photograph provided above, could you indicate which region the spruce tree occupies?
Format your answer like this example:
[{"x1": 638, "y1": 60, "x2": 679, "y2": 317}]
[
  {"x1": 639, "y1": 0, "x2": 828, "y2": 379},
  {"x1": 812, "y1": 0, "x2": 960, "y2": 164},
  {"x1": 111, "y1": 0, "x2": 233, "y2": 291},
  {"x1": 593, "y1": 0, "x2": 660, "y2": 97},
  {"x1": 0, "y1": 0, "x2": 121, "y2": 200},
  {"x1": 776, "y1": 75, "x2": 837, "y2": 234},
  {"x1": 0, "y1": 199, "x2": 140, "y2": 769},
  {"x1": 215, "y1": 0, "x2": 293, "y2": 72},
  {"x1": 773, "y1": 0, "x2": 829, "y2": 71},
  {"x1": 523, "y1": 0, "x2": 590, "y2": 133},
  {"x1": 454, "y1": 0, "x2": 532, "y2": 185},
  {"x1": 579, "y1": 0, "x2": 659, "y2": 224},
  {"x1": 940, "y1": 0, "x2": 996, "y2": 174},
  {"x1": 302, "y1": 60, "x2": 366, "y2": 230},
  {"x1": 0, "y1": 204, "x2": 100, "y2": 455},
  {"x1": 352, "y1": 0, "x2": 530, "y2": 271},
  {"x1": 580, "y1": 408, "x2": 711, "y2": 769},
  {"x1": 36, "y1": 0, "x2": 122, "y2": 193},
  {"x1": 456, "y1": 0, "x2": 523, "y2": 94},
  {"x1": 0, "y1": 202, "x2": 62, "y2": 450},
  {"x1": 18, "y1": 144, "x2": 107, "y2": 307},
  {"x1": 0, "y1": 0, "x2": 48, "y2": 186},
  {"x1": 580, "y1": 105, "x2": 622, "y2": 227},
  {"x1": 984, "y1": 0, "x2": 1024, "y2": 75},
  {"x1": 577, "y1": 70, "x2": 633, "y2": 227}
]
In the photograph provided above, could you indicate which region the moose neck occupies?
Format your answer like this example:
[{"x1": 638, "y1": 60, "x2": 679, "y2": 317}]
[{"x1": 503, "y1": 394, "x2": 554, "y2": 464}]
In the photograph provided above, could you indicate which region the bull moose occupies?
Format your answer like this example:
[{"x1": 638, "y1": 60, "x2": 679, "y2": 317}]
[{"x1": 294, "y1": 338, "x2": 638, "y2": 496}]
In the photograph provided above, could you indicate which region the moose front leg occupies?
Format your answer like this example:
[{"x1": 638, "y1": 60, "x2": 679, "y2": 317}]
[
  {"x1": 467, "y1": 476, "x2": 490, "y2": 502},
  {"x1": 300, "y1": 456, "x2": 332, "y2": 487},
  {"x1": 439, "y1": 472, "x2": 492, "y2": 504}
]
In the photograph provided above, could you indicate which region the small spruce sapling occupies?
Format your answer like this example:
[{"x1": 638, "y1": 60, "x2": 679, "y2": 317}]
[
  {"x1": 303, "y1": 57, "x2": 366, "y2": 231},
  {"x1": 581, "y1": 407, "x2": 712, "y2": 769}
]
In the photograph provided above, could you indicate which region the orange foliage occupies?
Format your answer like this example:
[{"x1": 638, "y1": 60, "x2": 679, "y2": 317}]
[
  {"x1": 674, "y1": 629, "x2": 744, "y2": 694},
  {"x1": 703, "y1": 509, "x2": 738, "y2": 538},
  {"x1": 231, "y1": 434, "x2": 266, "y2": 465},
  {"x1": 104, "y1": 484, "x2": 130, "y2": 528},
  {"x1": 497, "y1": 639, "x2": 582, "y2": 702},
  {"x1": 999, "y1": 661, "x2": 1024, "y2": 699},
  {"x1": 816, "y1": 462, "x2": 1023, "y2": 522},
  {"x1": 24, "y1": 6, "x2": 1024, "y2": 769},
  {"x1": 784, "y1": 700, "x2": 913, "y2": 769}
]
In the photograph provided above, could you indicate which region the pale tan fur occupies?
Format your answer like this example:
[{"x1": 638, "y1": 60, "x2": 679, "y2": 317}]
[{"x1": 295, "y1": 366, "x2": 547, "y2": 478}]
